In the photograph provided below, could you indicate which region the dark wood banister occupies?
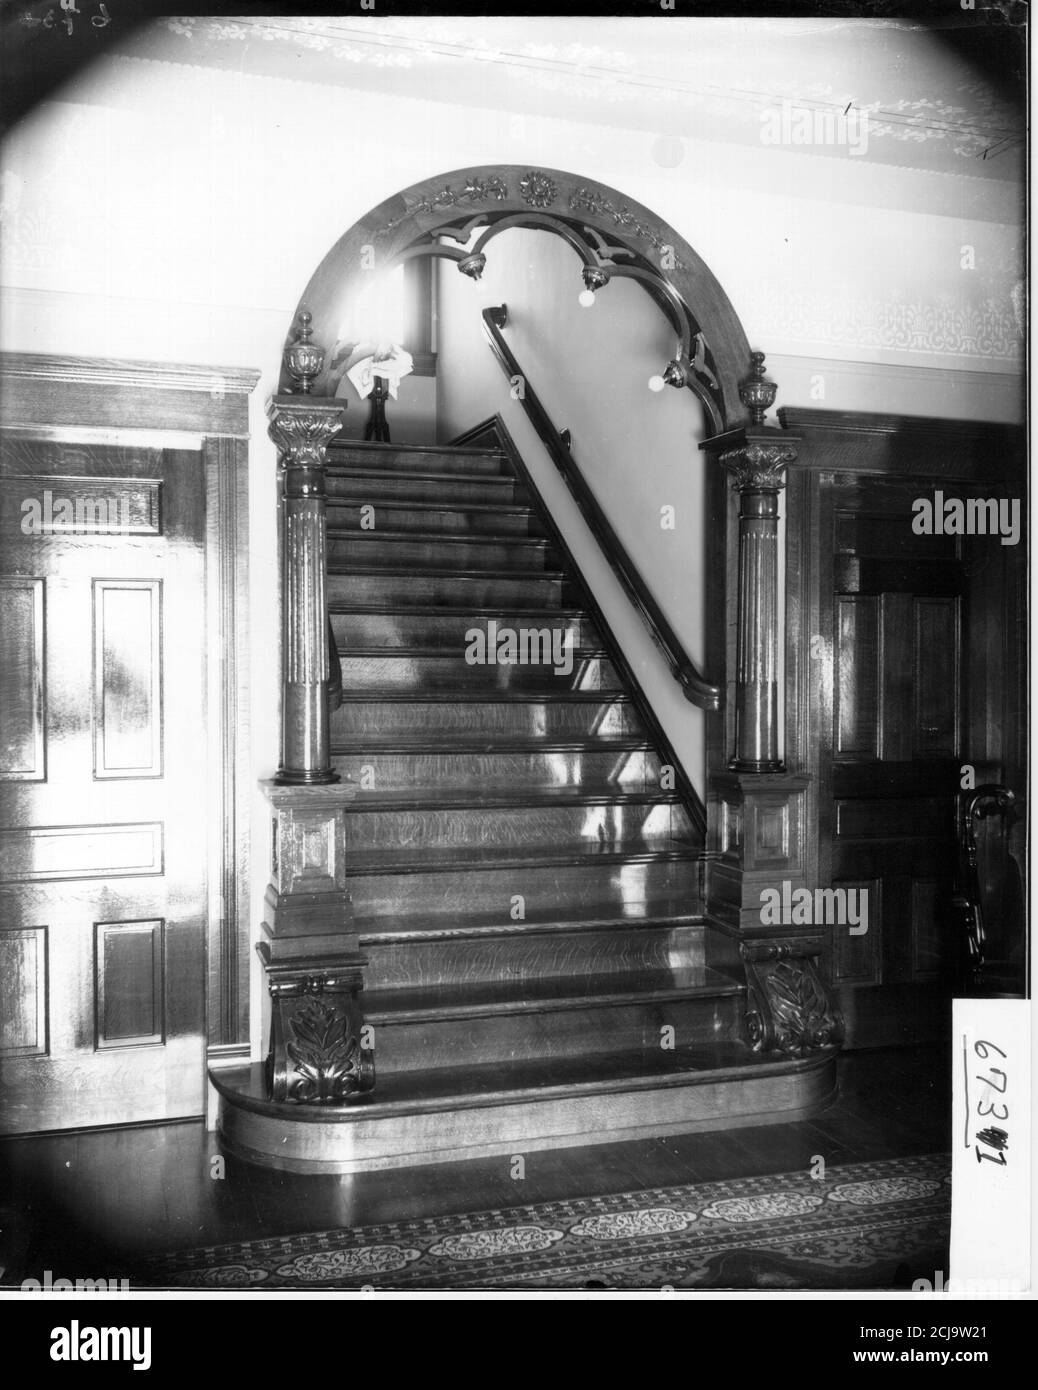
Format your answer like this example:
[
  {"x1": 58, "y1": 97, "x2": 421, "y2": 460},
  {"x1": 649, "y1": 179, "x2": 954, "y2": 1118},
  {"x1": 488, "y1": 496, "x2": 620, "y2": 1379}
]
[{"x1": 480, "y1": 304, "x2": 721, "y2": 713}]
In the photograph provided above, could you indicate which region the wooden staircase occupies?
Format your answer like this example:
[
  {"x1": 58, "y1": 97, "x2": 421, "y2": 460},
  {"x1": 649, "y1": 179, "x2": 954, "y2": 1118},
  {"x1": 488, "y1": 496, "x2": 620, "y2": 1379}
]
[{"x1": 213, "y1": 429, "x2": 837, "y2": 1171}]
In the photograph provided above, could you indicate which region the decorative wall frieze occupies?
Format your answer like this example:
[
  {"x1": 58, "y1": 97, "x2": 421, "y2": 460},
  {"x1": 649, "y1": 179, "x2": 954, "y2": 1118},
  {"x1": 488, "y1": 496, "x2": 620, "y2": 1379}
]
[
  {"x1": 154, "y1": 18, "x2": 1021, "y2": 180},
  {"x1": 746, "y1": 286, "x2": 1022, "y2": 363}
]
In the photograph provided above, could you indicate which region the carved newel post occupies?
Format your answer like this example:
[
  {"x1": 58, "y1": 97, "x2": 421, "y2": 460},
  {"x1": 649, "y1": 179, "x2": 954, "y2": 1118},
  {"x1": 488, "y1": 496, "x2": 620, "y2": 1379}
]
[
  {"x1": 699, "y1": 353, "x2": 843, "y2": 1059},
  {"x1": 257, "y1": 310, "x2": 374, "y2": 1105}
]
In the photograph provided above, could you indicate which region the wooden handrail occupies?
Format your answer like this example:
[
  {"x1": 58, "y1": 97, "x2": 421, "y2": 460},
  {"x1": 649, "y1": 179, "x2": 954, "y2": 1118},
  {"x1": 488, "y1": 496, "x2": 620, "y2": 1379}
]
[{"x1": 481, "y1": 304, "x2": 721, "y2": 712}]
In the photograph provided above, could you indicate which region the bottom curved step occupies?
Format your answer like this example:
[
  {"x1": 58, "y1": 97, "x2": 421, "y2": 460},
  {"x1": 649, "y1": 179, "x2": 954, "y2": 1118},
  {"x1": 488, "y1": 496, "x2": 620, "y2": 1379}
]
[{"x1": 211, "y1": 1046, "x2": 839, "y2": 1175}]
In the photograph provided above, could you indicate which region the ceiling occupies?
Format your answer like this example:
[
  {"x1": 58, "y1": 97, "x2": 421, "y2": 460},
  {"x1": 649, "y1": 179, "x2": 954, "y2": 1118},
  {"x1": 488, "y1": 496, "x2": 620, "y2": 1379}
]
[{"x1": 107, "y1": 13, "x2": 1026, "y2": 183}]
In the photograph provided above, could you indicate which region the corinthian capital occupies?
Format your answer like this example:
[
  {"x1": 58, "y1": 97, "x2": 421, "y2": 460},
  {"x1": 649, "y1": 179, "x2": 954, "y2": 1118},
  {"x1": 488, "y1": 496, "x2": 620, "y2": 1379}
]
[
  {"x1": 720, "y1": 442, "x2": 798, "y2": 493},
  {"x1": 266, "y1": 397, "x2": 344, "y2": 469}
]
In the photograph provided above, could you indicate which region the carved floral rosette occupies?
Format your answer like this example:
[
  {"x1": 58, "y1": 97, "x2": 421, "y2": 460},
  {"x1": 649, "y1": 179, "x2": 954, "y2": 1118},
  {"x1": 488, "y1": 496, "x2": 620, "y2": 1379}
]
[{"x1": 519, "y1": 170, "x2": 558, "y2": 208}]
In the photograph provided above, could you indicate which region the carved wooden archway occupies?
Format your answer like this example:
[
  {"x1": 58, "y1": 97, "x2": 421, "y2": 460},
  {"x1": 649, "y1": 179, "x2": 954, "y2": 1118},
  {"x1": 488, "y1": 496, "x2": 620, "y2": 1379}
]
[
  {"x1": 252, "y1": 166, "x2": 843, "y2": 1129},
  {"x1": 283, "y1": 164, "x2": 752, "y2": 431}
]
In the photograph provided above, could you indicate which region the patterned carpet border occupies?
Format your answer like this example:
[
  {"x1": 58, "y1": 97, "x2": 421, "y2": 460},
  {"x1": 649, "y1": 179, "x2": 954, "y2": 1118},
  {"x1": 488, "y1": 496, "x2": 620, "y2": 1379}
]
[{"x1": 138, "y1": 1154, "x2": 951, "y2": 1292}]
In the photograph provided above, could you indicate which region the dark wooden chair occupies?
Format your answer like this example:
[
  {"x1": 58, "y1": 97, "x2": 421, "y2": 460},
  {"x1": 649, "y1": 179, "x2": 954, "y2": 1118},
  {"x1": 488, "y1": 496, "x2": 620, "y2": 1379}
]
[{"x1": 951, "y1": 784, "x2": 1026, "y2": 997}]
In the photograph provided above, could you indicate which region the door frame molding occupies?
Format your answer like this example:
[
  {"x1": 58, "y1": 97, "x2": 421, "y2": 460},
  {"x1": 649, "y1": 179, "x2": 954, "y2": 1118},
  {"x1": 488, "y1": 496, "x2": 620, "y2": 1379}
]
[{"x1": 0, "y1": 352, "x2": 260, "y2": 1067}]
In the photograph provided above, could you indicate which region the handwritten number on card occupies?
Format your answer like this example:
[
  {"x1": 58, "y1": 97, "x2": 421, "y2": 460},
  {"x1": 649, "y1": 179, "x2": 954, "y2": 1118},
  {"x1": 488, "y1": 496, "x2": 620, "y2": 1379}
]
[
  {"x1": 21, "y1": 3, "x2": 109, "y2": 32},
  {"x1": 977, "y1": 1097, "x2": 1009, "y2": 1120},
  {"x1": 971, "y1": 1041, "x2": 1010, "y2": 1166},
  {"x1": 976, "y1": 1147, "x2": 1008, "y2": 1166},
  {"x1": 976, "y1": 1067, "x2": 1007, "y2": 1093}
]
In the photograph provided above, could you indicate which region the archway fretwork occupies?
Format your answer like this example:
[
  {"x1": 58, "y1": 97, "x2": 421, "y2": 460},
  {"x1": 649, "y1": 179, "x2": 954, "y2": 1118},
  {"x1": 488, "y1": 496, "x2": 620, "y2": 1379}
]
[{"x1": 282, "y1": 165, "x2": 753, "y2": 432}]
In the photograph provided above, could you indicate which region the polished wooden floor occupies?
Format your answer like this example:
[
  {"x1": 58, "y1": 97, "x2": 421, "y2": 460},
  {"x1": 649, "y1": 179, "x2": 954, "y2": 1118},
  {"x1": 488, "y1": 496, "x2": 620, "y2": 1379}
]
[{"x1": 0, "y1": 1046, "x2": 948, "y2": 1286}]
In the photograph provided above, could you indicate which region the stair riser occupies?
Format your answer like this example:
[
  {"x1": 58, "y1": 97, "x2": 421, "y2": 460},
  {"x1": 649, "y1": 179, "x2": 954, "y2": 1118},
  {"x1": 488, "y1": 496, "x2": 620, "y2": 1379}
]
[
  {"x1": 327, "y1": 503, "x2": 541, "y2": 537},
  {"x1": 333, "y1": 747, "x2": 664, "y2": 792},
  {"x1": 337, "y1": 654, "x2": 621, "y2": 694},
  {"x1": 330, "y1": 611, "x2": 599, "y2": 648},
  {"x1": 332, "y1": 698, "x2": 645, "y2": 739},
  {"x1": 367, "y1": 996, "x2": 745, "y2": 1074},
  {"x1": 329, "y1": 448, "x2": 510, "y2": 477},
  {"x1": 326, "y1": 572, "x2": 568, "y2": 607},
  {"x1": 351, "y1": 857, "x2": 701, "y2": 923},
  {"x1": 326, "y1": 474, "x2": 525, "y2": 505},
  {"x1": 362, "y1": 923, "x2": 706, "y2": 989},
  {"x1": 328, "y1": 535, "x2": 556, "y2": 571},
  {"x1": 344, "y1": 802, "x2": 693, "y2": 854}
]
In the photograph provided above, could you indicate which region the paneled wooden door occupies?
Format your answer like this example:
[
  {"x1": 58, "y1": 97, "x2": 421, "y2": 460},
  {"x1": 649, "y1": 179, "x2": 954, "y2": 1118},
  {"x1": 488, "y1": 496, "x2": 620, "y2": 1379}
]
[
  {"x1": 819, "y1": 474, "x2": 969, "y2": 1044},
  {"x1": 0, "y1": 436, "x2": 207, "y2": 1132}
]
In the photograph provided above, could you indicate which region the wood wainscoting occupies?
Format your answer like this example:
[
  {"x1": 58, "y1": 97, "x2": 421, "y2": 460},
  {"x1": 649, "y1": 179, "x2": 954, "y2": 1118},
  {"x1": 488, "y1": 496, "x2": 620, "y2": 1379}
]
[
  {"x1": 781, "y1": 408, "x2": 1027, "y2": 1047},
  {"x1": 0, "y1": 355, "x2": 258, "y2": 1132}
]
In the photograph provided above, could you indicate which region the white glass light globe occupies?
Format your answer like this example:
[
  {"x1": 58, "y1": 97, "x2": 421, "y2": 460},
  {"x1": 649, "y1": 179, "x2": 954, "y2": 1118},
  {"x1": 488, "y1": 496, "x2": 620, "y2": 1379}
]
[
  {"x1": 578, "y1": 289, "x2": 596, "y2": 308},
  {"x1": 648, "y1": 374, "x2": 666, "y2": 393}
]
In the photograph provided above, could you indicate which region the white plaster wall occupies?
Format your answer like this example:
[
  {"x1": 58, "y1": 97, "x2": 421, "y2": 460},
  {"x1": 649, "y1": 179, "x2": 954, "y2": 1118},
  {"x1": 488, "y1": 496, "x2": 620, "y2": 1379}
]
[{"x1": 436, "y1": 227, "x2": 712, "y2": 798}]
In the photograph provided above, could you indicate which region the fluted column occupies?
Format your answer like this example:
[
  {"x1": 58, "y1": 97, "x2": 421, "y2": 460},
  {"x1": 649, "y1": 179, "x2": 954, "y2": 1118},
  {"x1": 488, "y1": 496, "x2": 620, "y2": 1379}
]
[
  {"x1": 267, "y1": 395, "x2": 343, "y2": 784},
  {"x1": 721, "y1": 441, "x2": 797, "y2": 772},
  {"x1": 700, "y1": 352, "x2": 800, "y2": 774}
]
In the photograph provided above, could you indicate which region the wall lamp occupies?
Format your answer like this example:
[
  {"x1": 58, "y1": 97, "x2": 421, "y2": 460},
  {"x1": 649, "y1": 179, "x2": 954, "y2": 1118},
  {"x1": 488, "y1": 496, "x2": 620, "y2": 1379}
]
[
  {"x1": 579, "y1": 265, "x2": 611, "y2": 307},
  {"x1": 457, "y1": 252, "x2": 487, "y2": 281},
  {"x1": 648, "y1": 357, "x2": 692, "y2": 392}
]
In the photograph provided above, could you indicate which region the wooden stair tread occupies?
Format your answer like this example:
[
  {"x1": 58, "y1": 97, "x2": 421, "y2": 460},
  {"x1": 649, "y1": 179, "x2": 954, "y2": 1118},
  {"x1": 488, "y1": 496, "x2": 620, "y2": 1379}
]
[
  {"x1": 364, "y1": 967, "x2": 743, "y2": 1023},
  {"x1": 335, "y1": 689, "x2": 632, "y2": 703},
  {"x1": 336, "y1": 645, "x2": 609, "y2": 659},
  {"x1": 327, "y1": 498, "x2": 535, "y2": 516},
  {"x1": 327, "y1": 528, "x2": 550, "y2": 547},
  {"x1": 327, "y1": 467, "x2": 518, "y2": 486},
  {"x1": 333, "y1": 734, "x2": 651, "y2": 753},
  {"x1": 346, "y1": 841, "x2": 698, "y2": 875},
  {"x1": 331, "y1": 441, "x2": 508, "y2": 459},
  {"x1": 346, "y1": 785, "x2": 684, "y2": 810},
  {"x1": 359, "y1": 907, "x2": 706, "y2": 942},
  {"x1": 327, "y1": 563, "x2": 565, "y2": 579},
  {"x1": 329, "y1": 603, "x2": 588, "y2": 616}
]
